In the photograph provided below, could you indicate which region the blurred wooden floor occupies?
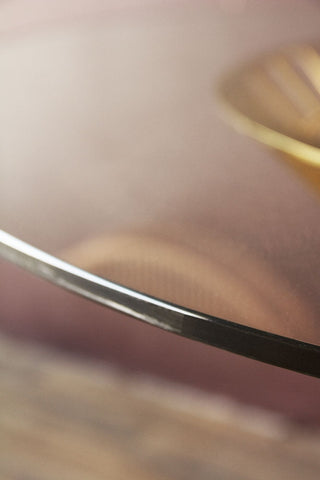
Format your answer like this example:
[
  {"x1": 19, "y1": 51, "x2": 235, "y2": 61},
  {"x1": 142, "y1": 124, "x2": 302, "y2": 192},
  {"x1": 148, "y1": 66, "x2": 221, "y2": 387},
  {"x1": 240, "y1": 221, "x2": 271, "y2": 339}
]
[{"x1": 1, "y1": 334, "x2": 320, "y2": 480}]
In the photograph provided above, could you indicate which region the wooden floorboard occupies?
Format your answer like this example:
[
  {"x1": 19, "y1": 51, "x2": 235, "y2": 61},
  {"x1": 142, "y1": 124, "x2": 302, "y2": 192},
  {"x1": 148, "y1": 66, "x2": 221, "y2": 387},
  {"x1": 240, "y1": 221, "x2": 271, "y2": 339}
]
[{"x1": 0, "y1": 334, "x2": 320, "y2": 480}]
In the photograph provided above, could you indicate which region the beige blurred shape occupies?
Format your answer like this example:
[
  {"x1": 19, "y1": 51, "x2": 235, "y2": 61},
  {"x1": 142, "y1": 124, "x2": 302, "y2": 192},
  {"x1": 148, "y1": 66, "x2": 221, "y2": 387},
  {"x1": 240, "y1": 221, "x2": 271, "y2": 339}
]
[
  {"x1": 62, "y1": 224, "x2": 320, "y2": 343},
  {"x1": 218, "y1": 44, "x2": 320, "y2": 192}
]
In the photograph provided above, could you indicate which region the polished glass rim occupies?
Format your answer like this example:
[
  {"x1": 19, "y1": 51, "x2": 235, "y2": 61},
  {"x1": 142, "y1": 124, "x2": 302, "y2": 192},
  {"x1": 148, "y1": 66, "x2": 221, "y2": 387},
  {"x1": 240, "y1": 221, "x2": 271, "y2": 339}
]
[{"x1": 1, "y1": 228, "x2": 319, "y2": 378}]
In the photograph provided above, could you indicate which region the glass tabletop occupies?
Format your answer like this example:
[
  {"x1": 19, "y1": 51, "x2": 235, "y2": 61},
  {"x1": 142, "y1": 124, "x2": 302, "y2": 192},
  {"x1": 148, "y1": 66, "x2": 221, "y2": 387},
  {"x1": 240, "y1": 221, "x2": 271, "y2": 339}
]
[{"x1": 1, "y1": 0, "x2": 320, "y2": 376}]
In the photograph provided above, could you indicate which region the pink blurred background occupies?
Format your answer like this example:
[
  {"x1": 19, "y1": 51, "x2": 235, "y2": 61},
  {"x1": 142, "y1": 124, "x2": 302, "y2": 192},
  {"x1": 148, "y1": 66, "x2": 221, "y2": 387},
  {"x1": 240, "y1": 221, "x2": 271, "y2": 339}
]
[{"x1": 1, "y1": 0, "x2": 320, "y2": 426}]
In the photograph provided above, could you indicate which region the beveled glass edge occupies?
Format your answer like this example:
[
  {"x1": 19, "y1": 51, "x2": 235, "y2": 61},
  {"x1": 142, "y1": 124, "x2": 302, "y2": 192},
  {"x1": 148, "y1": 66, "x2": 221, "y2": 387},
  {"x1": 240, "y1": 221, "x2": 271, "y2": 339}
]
[{"x1": 1, "y1": 229, "x2": 320, "y2": 377}]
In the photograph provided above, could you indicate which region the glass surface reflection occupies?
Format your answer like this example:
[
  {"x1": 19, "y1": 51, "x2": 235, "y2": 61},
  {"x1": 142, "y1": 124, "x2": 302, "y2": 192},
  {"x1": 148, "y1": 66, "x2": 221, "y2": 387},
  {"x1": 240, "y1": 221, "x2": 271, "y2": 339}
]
[{"x1": 1, "y1": 2, "x2": 320, "y2": 375}]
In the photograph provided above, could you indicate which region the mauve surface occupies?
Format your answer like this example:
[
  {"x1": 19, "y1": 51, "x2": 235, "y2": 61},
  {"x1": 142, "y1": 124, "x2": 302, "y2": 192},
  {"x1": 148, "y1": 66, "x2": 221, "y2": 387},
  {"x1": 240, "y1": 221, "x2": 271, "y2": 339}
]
[{"x1": 1, "y1": 0, "x2": 320, "y2": 423}]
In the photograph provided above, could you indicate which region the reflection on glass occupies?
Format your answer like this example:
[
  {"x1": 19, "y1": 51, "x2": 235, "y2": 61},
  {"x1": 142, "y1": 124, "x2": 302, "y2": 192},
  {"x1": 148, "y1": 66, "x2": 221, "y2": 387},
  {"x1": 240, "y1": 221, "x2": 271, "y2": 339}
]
[
  {"x1": 1, "y1": 7, "x2": 320, "y2": 376},
  {"x1": 219, "y1": 44, "x2": 320, "y2": 192}
]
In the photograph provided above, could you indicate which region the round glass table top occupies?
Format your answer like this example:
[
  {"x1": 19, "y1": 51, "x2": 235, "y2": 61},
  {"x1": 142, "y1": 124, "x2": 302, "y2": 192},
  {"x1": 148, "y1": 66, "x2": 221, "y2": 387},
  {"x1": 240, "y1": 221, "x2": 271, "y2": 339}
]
[{"x1": 1, "y1": 0, "x2": 320, "y2": 376}]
